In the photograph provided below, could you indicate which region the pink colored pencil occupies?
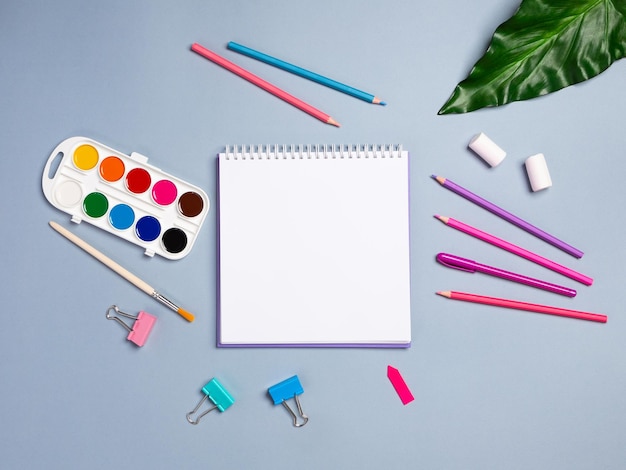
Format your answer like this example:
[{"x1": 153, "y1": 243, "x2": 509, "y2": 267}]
[
  {"x1": 435, "y1": 216, "x2": 593, "y2": 286},
  {"x1": 191, "y1": 43, "x2": 340, "y2": 127},
  {"x1": 437, "y1": 290, "x2": 607, "y2": 323}
]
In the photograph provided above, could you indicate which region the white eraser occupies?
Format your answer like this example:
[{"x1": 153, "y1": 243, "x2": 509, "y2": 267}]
[
  {"x1": 525, "y1": 153, "x2": 552, "y2": 191},
  {"x1": 468, "y1": 132, "x2": 506, "y2": 167}
]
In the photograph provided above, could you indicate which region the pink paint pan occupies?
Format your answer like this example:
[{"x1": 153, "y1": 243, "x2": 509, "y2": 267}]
[{"x1": 42, "y1": 136, "x2": 210, "y2": 260}]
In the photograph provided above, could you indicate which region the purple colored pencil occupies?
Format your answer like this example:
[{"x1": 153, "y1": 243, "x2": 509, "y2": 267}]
[{"x1": 432, "y1": 175, "x2": 584, "y2": 258}]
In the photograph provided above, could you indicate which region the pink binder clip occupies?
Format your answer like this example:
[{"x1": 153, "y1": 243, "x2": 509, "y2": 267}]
[{"x1": 106, "y1": 305, "x2": 156, "y2": 347}]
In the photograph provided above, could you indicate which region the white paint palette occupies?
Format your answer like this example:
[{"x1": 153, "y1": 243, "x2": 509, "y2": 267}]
[{"x1": 42, "y1": 136, "x2": 209, "y2": 260}]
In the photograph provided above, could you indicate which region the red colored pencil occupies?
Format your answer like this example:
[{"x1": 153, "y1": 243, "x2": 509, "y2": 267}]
[
  {"x1": 437, "y1": 290, "x2": 607, "y2": 323},
  {"x1": 191, "y1": 43, "x2": 340, "y2": 127}
]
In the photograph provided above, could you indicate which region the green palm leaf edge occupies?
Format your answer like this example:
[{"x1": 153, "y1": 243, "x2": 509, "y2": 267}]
[{"x1": 438, "y1": 0, "x2": 626, "y2": 114}]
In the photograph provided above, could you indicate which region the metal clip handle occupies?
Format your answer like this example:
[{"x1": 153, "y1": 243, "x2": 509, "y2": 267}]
[
  {"x1": 186, "y1": 395, "x2": 217, "y2": 425},
  {"x1": 282, "y1": 394, "x2": 309, "y2": 428},
  {"x1": 106, "y1": 305, "x2": 137, "y2": 333}
]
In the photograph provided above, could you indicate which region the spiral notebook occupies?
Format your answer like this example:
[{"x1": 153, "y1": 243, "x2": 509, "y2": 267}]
[{"x1": 217, "y1": 144, "x2": 411, "y2": 347}]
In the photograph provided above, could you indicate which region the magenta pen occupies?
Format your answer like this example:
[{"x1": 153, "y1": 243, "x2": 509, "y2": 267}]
[{"x1": 436, "y1": 252, "x2": 577, "y2": 297}]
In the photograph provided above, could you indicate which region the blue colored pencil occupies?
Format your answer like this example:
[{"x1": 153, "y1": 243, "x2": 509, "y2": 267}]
[{"x1": 227, "y1": 41, "x2": 386, "y2": 105}]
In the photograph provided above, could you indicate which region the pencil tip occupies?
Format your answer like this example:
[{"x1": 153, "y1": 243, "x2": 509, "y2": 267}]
[
  {"x1": 379, "y1": 101, "x2": 387, "y2": 106},
  {"x1": 327, "y1": 117, "x2": 341, "y2": 127},
  {"x1": 436, "y1": 291, "x2": 452, "y2": 298}
]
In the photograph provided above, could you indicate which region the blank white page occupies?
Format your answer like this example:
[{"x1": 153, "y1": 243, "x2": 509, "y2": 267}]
[{"x1": 217, "y1": 145, "x2": 411, "y2": 347}]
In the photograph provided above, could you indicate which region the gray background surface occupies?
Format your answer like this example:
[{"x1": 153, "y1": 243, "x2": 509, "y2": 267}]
[{"x1": 1, "y1": 1, "x2": 625, "y2": 469}]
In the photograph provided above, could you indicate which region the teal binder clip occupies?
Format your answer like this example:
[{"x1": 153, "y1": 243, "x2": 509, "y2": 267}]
[
  {"x1": 186, "y1": 378, "x2": 235, "y2": 425},
  {"x1": 268, "y1": 375, "x2": 309, "y2": 427}
]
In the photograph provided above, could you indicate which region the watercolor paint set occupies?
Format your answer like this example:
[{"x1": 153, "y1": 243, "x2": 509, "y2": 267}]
[{"x1": 42, "y1": 136, "x2": 209, "y2": 260}]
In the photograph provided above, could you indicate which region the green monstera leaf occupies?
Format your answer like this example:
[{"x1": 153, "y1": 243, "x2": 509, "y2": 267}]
[{"x1": 439, "y1": 0, "x2": 626, "y2": 114}]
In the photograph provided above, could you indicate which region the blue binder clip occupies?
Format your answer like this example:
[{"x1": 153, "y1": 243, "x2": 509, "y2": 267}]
[
  {"x1": 268, "y1": 375, "x2": 309, "y2": 427},
  {"x1": 186, "y1": 378, "x2": 235, "y2": 425}
]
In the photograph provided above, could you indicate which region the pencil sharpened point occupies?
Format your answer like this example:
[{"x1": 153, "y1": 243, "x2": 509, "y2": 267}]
[{"x1": 327, "y1": 117, "x2": 341, "y2": 127}]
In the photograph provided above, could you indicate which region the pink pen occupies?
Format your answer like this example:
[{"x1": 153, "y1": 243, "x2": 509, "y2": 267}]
[
  {"x1": 436, "y1": 253, "x2": 577, "y2": 297},
  {"x1": 435, "y1": 216, "x2": 593, "y2": 286}
]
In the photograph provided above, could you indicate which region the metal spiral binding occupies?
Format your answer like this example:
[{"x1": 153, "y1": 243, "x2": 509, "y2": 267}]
[{"x1": 223, "y1": 144, "x2": 404, "y2": 160}]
